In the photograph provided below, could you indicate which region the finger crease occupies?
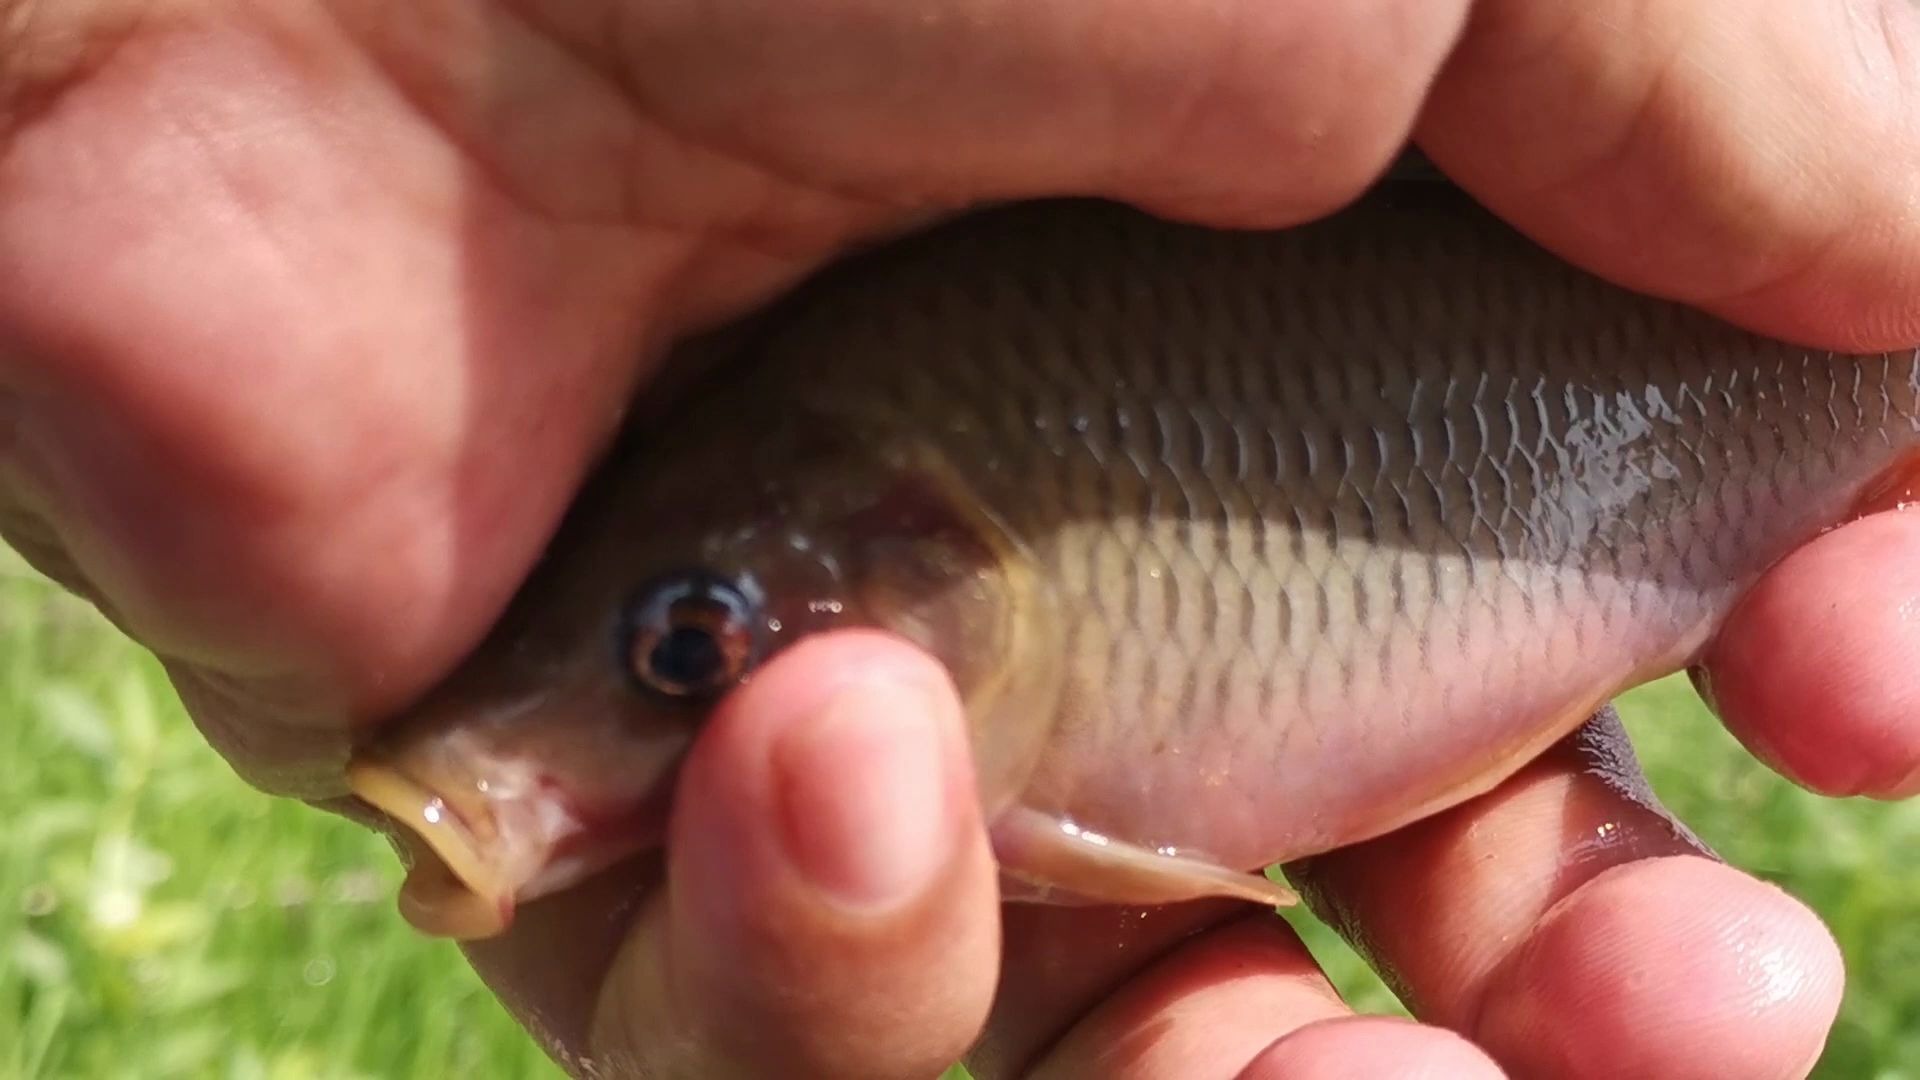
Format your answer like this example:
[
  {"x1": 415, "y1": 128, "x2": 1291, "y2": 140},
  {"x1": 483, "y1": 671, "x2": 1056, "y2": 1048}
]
[
  {"x1": 1007, "y1": 908, "x2": 1263, "y2": 1079},
  {"x1": 489, "y1": 0, "x2": 913, "y2": 248},
  {"x1": 0, "y1": 0, "x2": 153, "y2": 147}
]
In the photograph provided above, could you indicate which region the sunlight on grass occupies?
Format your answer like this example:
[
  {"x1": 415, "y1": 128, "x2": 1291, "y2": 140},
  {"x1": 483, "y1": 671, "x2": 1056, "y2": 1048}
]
[{"x1": 3, "y1": 544, "x2": 1917, "y2": 1077}]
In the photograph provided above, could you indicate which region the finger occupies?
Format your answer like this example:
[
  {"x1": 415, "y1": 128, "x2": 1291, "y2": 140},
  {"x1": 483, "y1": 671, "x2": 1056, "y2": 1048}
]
[
  {"x1": 1287, "y1": 711, "x2": 1843, "y2": 1079},
  {"x1": 1239, "y1": 1018, "x2": 1504, "y2": 1080},
  {"x1": 585, "y1": 0, "x2": 1920, "y2": 347},
  {"x1": 548, "y1": 0, "x2": 1473, "y2": 226},
  {"x1": 1698, "y1": 508, "x2": 1920, "y2": 798},
  {"x1": 980, "y1": 909, "x2": 1506, "y2": 1080},
  {"x1": 967, "y1": 888, "x2": 1502, "y2": 1077},
  {"x1": 971, "y1": 899, "x2": 1253, "y2": 1076},
  {"x1": 1023, "y1": 914, "x2": 1351, "y2": 1079},
  {"x1": 1420, "y1": 0, "x2": 1920, "y2": 349},
  {"x1": 1473, "y1": 857, "x2": 1840, "y2": 1079},
  {"x1": 463, "y1": 631, "x2": 1001, "y2": 1079}
]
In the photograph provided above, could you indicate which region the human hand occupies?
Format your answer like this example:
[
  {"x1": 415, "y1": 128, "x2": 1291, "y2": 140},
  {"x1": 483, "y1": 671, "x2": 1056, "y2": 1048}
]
[{"x1": 2, "y1": 1, "x2": 1916, "y2": 1076}]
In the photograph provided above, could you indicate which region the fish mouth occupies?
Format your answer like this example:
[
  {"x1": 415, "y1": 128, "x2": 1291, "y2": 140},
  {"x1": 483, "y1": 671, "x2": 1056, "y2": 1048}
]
[
  {"x1": 346, "y1": 753, "x2": 676, "y2": 941},
  {"x1": 346, "y1": 759, "x2": 523, "y2": 940}
]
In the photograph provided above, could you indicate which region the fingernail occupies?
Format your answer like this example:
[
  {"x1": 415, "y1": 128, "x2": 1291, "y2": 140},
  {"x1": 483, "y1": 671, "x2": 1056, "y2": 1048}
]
[{"x1": 775, "y1": 677, "x2": 955, "y2": 910}]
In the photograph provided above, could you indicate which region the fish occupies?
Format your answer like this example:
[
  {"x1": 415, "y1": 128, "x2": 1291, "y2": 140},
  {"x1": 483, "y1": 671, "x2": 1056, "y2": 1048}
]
[{"x1": 344, "y1": 164, "x2": 1920, "y2": 940}]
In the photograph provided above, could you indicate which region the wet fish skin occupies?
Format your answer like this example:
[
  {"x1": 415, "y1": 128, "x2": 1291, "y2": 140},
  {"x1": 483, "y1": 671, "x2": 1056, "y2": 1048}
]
[{"x1": 347, "y1": 178, "x2": 1920, "y2": 938}]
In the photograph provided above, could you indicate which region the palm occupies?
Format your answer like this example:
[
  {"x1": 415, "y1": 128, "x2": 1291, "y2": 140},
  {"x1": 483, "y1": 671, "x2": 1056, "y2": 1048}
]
[{"x1": 0, "y1": 3, "x2": 890, "y2": 792}]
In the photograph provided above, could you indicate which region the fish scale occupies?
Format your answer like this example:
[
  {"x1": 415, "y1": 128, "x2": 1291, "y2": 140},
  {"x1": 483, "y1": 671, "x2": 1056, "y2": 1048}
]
[
  {"x1": 814, "y1": 193, "x2": 1920, "y2": 862},
  {"x1": 346, "y1": 176, "x2": 1920, "y2": 938}
]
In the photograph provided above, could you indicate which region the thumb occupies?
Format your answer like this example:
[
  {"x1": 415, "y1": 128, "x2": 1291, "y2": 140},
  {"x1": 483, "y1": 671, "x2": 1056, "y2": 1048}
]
[{"x1": 465, "y1": 631, "x2": 1003, "y2": 1079}]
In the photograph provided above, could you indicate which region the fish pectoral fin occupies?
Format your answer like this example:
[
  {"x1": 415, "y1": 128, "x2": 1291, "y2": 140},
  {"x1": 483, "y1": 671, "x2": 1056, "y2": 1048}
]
[{"x1": 989, "y1": 805, "x2": 1298, "y2": 908}]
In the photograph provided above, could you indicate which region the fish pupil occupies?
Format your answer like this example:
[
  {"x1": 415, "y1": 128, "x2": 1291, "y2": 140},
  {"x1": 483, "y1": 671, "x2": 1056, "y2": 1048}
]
[{"x1": 650, "y1": 625, "x2": 726, "y2": 690}]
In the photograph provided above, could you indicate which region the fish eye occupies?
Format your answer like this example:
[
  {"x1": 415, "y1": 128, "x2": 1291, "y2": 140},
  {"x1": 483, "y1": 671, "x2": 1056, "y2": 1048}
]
[{"x1": 618, "y1": 570, "x2": 764, "y2": 700}]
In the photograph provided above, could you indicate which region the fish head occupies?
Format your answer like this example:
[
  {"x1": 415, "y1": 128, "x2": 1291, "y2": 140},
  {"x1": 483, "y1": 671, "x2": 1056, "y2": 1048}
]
[{"x1": 345, "y1": 406, "x2": 1043, "y2": 940}]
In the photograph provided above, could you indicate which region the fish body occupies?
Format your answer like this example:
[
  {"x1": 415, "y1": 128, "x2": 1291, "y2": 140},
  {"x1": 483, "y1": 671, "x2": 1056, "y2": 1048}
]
[{"x1": 348, "y1": 177, "x2": 1920, "y2": 938}]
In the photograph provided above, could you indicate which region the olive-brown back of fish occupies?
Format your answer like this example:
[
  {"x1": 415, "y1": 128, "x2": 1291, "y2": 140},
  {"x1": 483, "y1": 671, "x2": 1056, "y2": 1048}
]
[{"x1": 717, "y1": 185, "x2": 1920, "y2": 869}]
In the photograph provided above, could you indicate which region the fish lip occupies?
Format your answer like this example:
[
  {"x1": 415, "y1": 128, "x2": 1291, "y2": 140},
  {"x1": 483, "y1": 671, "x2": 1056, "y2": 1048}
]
[
  {"x1": 345, "y1": 756, "x2": 519, "y2": 940},
  {"x1": 345, "y1": 753, "x2": 677, "y2": 940}
]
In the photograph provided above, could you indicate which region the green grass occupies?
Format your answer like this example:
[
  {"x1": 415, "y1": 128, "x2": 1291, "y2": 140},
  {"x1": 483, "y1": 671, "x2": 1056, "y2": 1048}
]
[
  {"x1": 2, "y1": 548, "x2": 1916, "y2": 1078},
  {"x1": 0, "y1": 552, "x2": 558, "y2": 1079}
]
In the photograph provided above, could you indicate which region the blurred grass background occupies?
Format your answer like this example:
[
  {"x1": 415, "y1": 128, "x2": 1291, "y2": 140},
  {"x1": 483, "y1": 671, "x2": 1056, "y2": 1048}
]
[{"x1": 1, "y1": 544, "x2": 1915, "y2": 1079}]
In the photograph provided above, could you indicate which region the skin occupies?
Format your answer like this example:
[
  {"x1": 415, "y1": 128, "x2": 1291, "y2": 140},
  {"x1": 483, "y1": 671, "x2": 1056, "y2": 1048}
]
[{"x1": 2, "y1": 0, "x2": 1918, "y2": 1075}]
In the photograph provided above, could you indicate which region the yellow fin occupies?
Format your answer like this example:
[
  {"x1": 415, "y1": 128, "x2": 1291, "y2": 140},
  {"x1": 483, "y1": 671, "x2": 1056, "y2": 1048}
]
[{"x1": 991, "y1": 805, "x2": 1299, "y2": 908}]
